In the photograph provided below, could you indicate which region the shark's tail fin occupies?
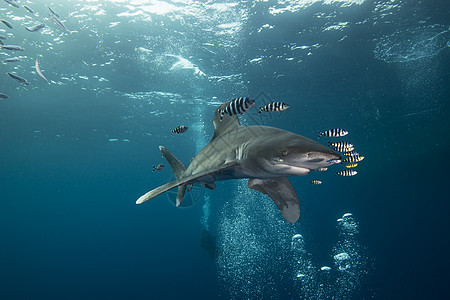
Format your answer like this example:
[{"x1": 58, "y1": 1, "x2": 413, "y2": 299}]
[{"x1": 159, "y1": 146, "x2": 188, "y2": 206}]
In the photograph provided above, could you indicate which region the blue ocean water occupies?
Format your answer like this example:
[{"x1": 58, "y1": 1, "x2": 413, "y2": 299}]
[{"x1": 1, "y1": 0, "x2": 449, "y2": 299}]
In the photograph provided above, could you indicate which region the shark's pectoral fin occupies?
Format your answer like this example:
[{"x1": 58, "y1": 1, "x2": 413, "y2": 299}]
[
  {"x1": 137, "y1": 180, "x2": 180, "y2": 204},
  {"x1": 248, "y1": 177, "x2": 300, "y2": 223}
]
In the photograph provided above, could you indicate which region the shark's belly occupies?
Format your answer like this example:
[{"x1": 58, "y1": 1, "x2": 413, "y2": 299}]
[
  {"x1": 191, "y1": 166, "x2": 249, "y2": 183},
  {"x1": 190, "y1": 164, "x2": 284, "y2": 184}
]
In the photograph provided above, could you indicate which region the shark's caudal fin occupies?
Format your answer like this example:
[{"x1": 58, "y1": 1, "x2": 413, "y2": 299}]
[
  {"x1": 159, "y1": 146, "x2": 186, "y2": 179},
  {"x1": 248, "y1": 177, "x2": 300, "y2": 223},
  {"x1": 159, "y1": 146, "x2": 187, "y2": 206}
]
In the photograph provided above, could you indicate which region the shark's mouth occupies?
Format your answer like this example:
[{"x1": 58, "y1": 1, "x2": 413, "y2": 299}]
[
  {"x1": 307, "y1": 158, "x2": 325, "y2": 163},
  {"x1": 271, "y1": 163, "x2": 311, "y2": 176},
  {"x1": 269, "y1": 151, "x2": 340, "y2": 175}
]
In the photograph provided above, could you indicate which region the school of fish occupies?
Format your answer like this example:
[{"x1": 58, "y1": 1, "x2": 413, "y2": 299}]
[
  {"x1": 313, "y1": 127, "x2": 365, "y2": 182},
  {"x1": 0, "y1": 2, "x2": 70, "y2": 93}
]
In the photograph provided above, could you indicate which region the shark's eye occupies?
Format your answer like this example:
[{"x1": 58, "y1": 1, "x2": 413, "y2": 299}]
[{"x1": 282, "y1": 149, "x2": 289, "y2": 156}]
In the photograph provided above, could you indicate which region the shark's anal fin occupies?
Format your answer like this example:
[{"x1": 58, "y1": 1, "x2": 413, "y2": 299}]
[
  {"x1": 248, "y1": 177, "x2": 300, "y2": 223},
  {"x1": 211, "y1": 102, "x2": 241, "y2": 141}
]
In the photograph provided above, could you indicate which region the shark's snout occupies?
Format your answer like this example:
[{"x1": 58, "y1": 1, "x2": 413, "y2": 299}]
[{"x1": 301, "y1": 150, "x2": 341, "y2": 169}]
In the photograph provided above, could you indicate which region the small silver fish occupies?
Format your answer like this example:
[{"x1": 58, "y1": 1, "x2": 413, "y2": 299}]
[
  {"x1": 317, "y1": 167, "x2": 328, "y2": 172},
  {"x1": 152, "y1": 164, "x2": 164, "y2": 172},
  {"x1": 336, "y1": 170, "x2": 357, "y2": 177},
  {"x1": 7, "y1": 72, "x2": 29, "y2": 85},
  {"x1": 258, "y1": 102, "x2": 289, "y2": 114},
  {"x1": 4, "y1": 0, "x2": 19, "y2": 8},
  {"x1": 0, "y1": 93, "x2": 8, "y2": 99},
  {"x1": 318, "y1": 128, "x2": 348, "y2": 139},
  {"x1": 171, "y1": 125, "x2": 188, "y2": 134},
  {"x1": 2, "y1": 57, "x2": 20, "y2": 62},
  {"x1": 47, "y1": 5, "x2": 60, "y2": 18},
  {"x1": 49, "y1": 14, "x2": 70, "y2": 33},
  {"x1": 0, "y1": 45, "x2": 24, "y2": 51},
  {"x1": 25, "y1": 24, "x2": 45, "y2": 32},
  {"x1": 309, "y1": 179, "x2": 322, "y2": 185},
  {"x1": 35, "y1": 59, "x2": 49, "y2": 83},
  {"x1": 23, "y1": 5, "x2": 35, "y2": 15},
  {"x1": 0, "y1": 20, "x2": 13, "y2": 29}
]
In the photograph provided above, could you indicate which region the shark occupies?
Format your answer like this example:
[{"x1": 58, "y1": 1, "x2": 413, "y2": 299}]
[{"x1": 136, "y1": 101, "x2": 340, "y2": 223}]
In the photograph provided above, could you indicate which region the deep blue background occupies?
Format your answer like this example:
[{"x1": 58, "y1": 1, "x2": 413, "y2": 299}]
[{"x1": 1, "y1": 0, "x2": 449, "y2": 299}]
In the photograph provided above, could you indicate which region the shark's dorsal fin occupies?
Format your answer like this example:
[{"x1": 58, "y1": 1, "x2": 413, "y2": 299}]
[
  {"x1": 248, "y1": 177, "x2": 300, "y2": 223},
  {"x1": 211, "y1": 101, "x2": 241, "y2": 141}
]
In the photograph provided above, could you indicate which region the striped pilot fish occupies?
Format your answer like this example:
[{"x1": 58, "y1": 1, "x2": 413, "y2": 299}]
[
  {"x1": 345, "y1": 162, "x2": 358, "y2": 168},
  {"x1": 328, "y1": 141, "x2": 354, "y2": 152},
  {"x1": 219, "y1": 97, "x2": 255, "y2": 120},
  {"x1": 343, "y1": 154, "x2": 364, "y2": 163},
  {"x1": 309, "y1": 179, "x2": 322, "y2": 185},
  {"x1": 336, "y1": 170, "x2": 357, "y2": 177},
  {"x1": 328, "y1": 159, "x2": 342, "y2": 164},
  {"x1": 152, "y1": 164, "x2": 164, "y2": 172},
  {"x1": 318, "y1": 128, "x2": 348, "y2": 139},
  {"x1": 258, "y1": 102, "x2": 289, "y2": 114},
  {"x1": 343, "y1": 150, "x2": 361, "y2": 157},
  {"x1": 171, "y1": 125, "x2": 188, "y2": 134}
]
